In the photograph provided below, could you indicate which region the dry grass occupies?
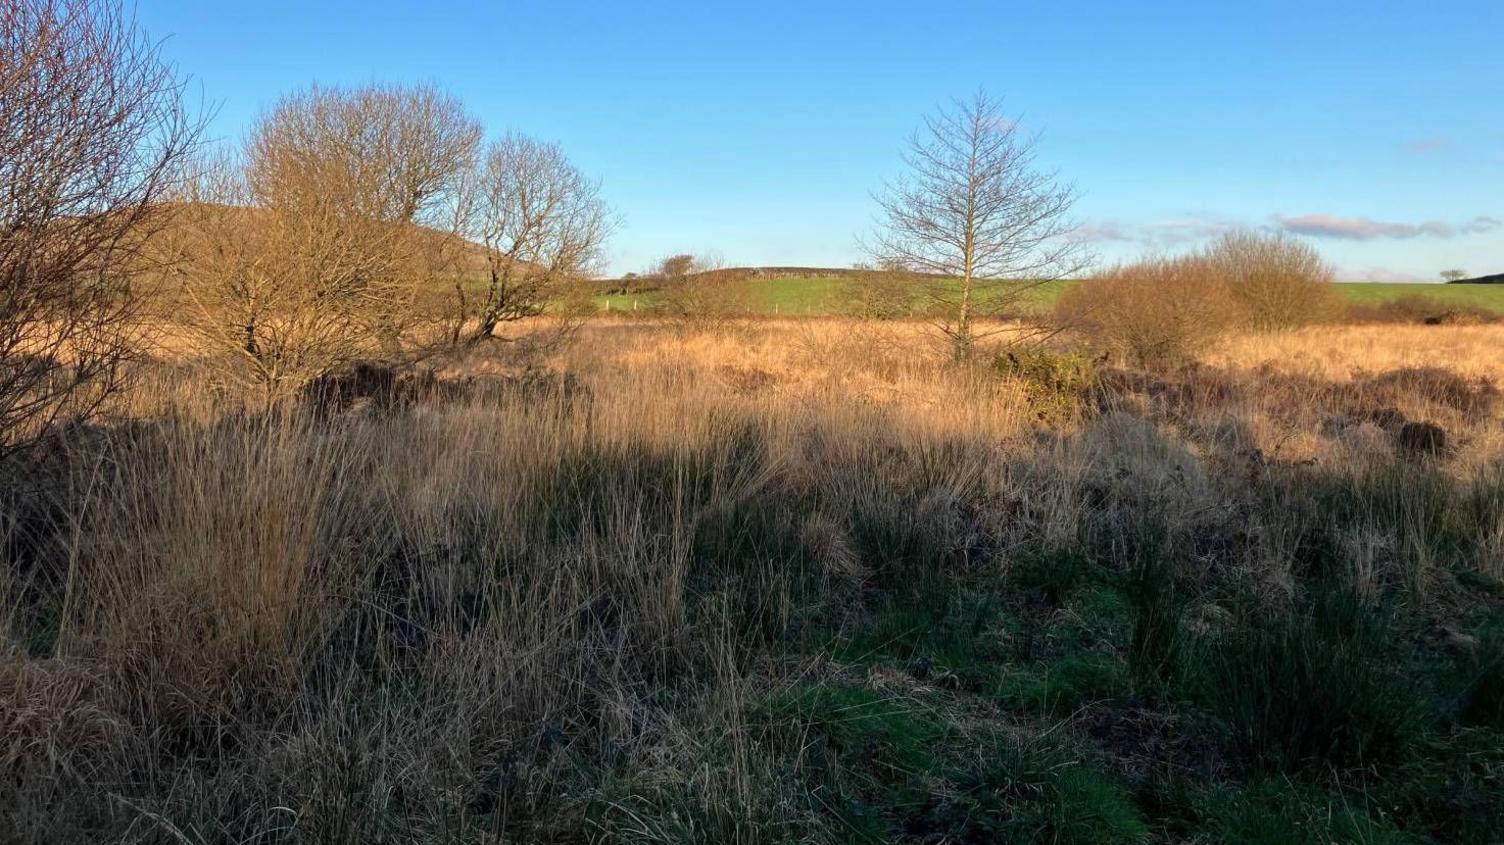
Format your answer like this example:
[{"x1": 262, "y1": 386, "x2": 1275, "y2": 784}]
[
  {"x1": 1205, "y1": 323, "x2": 1504, "y2": 382},
  {"x1": 3, "y1": 316, "x2": 1502, "y2": 842}
]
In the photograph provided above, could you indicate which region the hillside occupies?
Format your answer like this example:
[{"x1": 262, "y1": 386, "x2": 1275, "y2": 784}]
[
  {"x1": 1450, "y1": 272, "x2": 1504, "y2": 284},
  {"x1": 152, "y1": 202, "x2": 491, "y2": 268}
]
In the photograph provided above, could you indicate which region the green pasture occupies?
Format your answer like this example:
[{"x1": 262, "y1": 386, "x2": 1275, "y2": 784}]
[
  {"x1": 1333, "y1": 282, "x2": 1504, "y2": 310},
  {"x1": 595, "y1": 276, "x2": 1504, "y2": 317}
]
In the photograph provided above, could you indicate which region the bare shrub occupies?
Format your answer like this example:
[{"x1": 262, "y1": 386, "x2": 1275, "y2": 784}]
[
  {"x1": 1056, "y1": 255, "x2": 1240, "y2": 367},
  {"x1": 839, "y1": 262, "x2": 916, "y2": 320},
  {"x1": 0, "y1": 0, "x2": 200, "y2": 453},
  {"x1": 993, "y1": 346, "x2": 1101, "y2": 424},
  {"x1": 658, "y1": 253, "x2": 754, "y2": 327},
  {"x1": 170, "y1": 83, "x2": 482, "y2": 400},
  {"x1": 1205, "y1": 230, "x2": 1342, "y2": 329}
]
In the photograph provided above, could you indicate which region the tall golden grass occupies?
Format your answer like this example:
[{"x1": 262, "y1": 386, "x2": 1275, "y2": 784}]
[{"x1": 3, "y1": 316, "x2": 1502, "y2": 840}]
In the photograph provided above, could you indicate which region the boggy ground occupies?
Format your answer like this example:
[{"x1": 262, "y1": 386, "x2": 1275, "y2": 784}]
[{"x1": 3, "y1": 318, "x2": 1503, "y2": 843}]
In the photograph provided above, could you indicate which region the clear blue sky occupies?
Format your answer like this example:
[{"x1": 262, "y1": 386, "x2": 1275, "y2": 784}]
[{"x1": 139, "y1": 0, "x2": 1502, "y2": 280}]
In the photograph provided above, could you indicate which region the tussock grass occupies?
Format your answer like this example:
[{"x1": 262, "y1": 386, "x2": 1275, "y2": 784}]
[{"x1": 3, "y1": 318, "x2": 1503, "y2": 842}]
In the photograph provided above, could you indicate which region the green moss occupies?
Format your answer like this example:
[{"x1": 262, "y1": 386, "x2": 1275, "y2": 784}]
[
  {"x1": 953, "y1": 737, "x2": 1150, "y2": 844},
  {"x1": 1049, "y1": 767, "x2": 1153, "y2": 844},
  {"x1": 996, "y1": 653, "x2": 1128, "y2": 714},
  {"x1": 762, "y1": 684, "x2": 946, "y2": 779}
]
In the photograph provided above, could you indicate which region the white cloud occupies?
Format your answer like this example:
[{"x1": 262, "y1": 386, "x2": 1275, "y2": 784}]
[
  {"x1": 1071, "y1": 215, "x2": 1241, "y2": 248},
  {"x1": 1274, "y1": 214, "x2": 1500, "y2": 241}
]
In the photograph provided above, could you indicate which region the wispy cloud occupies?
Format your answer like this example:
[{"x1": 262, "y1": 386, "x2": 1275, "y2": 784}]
[
  {"x1": 1069, "y1": 222, "x2": 1132, "y2": 243},
  {"x1": 1273, "y1": 214, "x2": 1500, "y2": 241},
  {"x1": 1402, "y1": 137, "x2": 1451, "y2": 154},
  {"x1": 1461, "y1": 216, "x2": 1502, "y2": 234},
  {"x1": 1077, "y1": 212, "x2": 1502, "y2": 248},
  {"x1": 1071, "y1": 215, "x2": 1241, "y2": 248}
]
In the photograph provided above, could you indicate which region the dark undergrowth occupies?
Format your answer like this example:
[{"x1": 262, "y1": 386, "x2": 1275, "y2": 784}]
[{"x1": 2, "y1": 365, "x2": 1503, "y2": 843}]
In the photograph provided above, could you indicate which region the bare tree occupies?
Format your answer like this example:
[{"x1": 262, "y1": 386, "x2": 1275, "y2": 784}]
[
  {"x1": 172, "y1": 83, "x2": 481, "y2": 399},
  {"x1": 658, "y1": 254, "x2": 697, "y2": 282},
  {"x1": 871, "y1": 90, "x2": 1084, "y2": 357},
  {"x1": 244, "y1": 83, "x2": 482, "y2": 229},
  {"x1": 1440, "y1": 269, "x2": 1468, "y2": 284},
  {"x1": 0, "y1": 0, "x2": 200, "y2": 454},
  {"x1": 447, "y1": 133, "x2": 612, "y2": 347}
]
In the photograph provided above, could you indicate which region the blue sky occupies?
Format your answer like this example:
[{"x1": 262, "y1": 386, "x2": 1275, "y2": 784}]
[{"x1": 139, "y1": 0, "x2": 1503, "y2": 279}]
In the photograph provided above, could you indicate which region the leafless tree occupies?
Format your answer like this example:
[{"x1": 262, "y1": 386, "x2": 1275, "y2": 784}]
[
  {"x1": 658, "y1": 254, "x2": 697, "y2": 282},
  {"x1": 0, "y1": 0, "x2": 199, "y2": 454},
  {"x1": 244, "y1": 83, "x2": 482, "y2": 229},
  {"x1": 1440, "y1": 269, "x2": 1468, "y2": 284},
  {"x1": 871, "y1": 90, "x2": 1085, "y2": 357},
  {"x1": 446, "y1": 132, "x2": 612, "y2": 347},
  {"x1": 172, "y1": 83, "x2": 481, "y2": 398}
]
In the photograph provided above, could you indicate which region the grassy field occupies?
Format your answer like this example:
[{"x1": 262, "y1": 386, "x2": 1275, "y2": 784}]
[
  {"x1": 1335, "y1": 282, "x2": 1504, "y2": 309},
  {"x1": 596, "y1": 276, "x2": 1067, "y2": 314},
  {"x1": 5, "y1": 318, "x2": 1504, "y2": 842},
  {"x1": 599, "y1": 276, "x2": 1504, "y2": 316}
]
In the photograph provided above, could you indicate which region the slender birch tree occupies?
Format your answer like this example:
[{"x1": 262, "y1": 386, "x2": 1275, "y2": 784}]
[{"x1": 871, "y1": 90, "x2": 1084, "y2": 358}]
